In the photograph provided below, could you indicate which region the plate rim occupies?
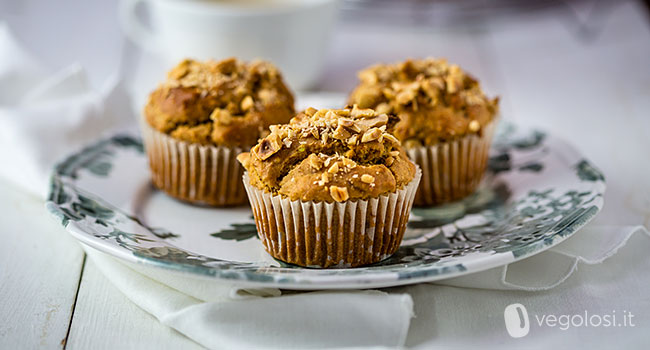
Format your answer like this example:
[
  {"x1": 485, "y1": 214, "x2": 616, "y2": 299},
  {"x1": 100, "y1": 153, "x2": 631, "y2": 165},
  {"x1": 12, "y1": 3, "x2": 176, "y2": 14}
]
[{"x1": 45, "y1": 125, "x2": 606, "y2": 289}]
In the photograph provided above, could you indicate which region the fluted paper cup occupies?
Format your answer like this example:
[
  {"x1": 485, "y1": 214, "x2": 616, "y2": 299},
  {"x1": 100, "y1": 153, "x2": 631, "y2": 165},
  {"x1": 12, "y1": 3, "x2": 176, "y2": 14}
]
[
  {"x1": 141, "y1": 121, "x2": 247, "y2": 206},
  {"x1": 242, "y1": 167, "x2": 421, "y2": 268},
  {"x1": 407, "y1": 120, "x2": 497, "y2": 206}
]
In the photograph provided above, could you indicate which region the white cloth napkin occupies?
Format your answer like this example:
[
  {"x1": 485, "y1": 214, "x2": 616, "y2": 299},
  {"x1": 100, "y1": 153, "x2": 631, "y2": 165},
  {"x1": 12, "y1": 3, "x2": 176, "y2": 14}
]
[
  {"x1": 3, "y1": 19, "x2": 649, "y2": 349},
  {"x1": 437, "y1": 225, "x2": 649, "y2": 291},
  {"x1": 80, "y1": 224, "x2": 648, "y2": 349},
  {"x1": 85, "y1": 246, "x2": 413, "y2": 349},
  {"x1": 0, "y1": 22, "x2": 415, "y2": 349},
  {"x1": 0, "y1": 22, "x2": 133, "y2": 197}
]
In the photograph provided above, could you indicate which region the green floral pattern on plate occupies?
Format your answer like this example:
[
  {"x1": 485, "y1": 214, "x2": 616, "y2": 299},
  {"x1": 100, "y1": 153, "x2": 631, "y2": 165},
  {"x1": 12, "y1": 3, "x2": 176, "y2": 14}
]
[{"x1": 46, "y1": 122, "x2": 606, "y2": 289}]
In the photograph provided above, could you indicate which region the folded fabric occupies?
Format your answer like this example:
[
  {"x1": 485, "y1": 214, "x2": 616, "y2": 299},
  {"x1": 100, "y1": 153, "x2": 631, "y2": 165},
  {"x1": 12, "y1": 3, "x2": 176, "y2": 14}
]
[
  {"x1": 436, "y1": 224, "x2": 649, "y2": 290},
  {"x1": 85, "y1": 246, "x2": 414, "y2": 349},
  {"x1": 81, "y1": 225, "x2": 648, "y2": 349},
  {"x1": 0, "y1": 22, "x2": 133, "y2": 197},
  {"x1": 4, "y1": 18, "x2": 647, "y2": 349}
]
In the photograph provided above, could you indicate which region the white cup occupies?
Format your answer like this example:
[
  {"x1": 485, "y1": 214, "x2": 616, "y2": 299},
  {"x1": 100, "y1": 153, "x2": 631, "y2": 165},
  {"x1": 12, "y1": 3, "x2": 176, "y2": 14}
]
[{"x1": 119, "y1": 0, "x2": 339, "y2": 90}]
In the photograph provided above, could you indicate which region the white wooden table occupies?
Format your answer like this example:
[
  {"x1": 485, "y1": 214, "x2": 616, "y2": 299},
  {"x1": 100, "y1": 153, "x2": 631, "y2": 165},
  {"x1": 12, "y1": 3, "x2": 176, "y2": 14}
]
[{"x1": 1, "y1": 1, "x2": 649, "y2": 348}]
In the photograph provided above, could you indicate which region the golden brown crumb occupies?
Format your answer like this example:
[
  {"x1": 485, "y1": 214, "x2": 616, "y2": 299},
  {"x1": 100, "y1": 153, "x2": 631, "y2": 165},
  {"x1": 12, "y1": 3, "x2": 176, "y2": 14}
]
[
  {"x1": 348, "y1": 58, "x2": 499, "y2": 147},
  {"x1": 144, "y1": 58, "x2": 294, "y2": 148},
  {"x1": 237, "y1": 107, "x2": 416, "y2": 202}
]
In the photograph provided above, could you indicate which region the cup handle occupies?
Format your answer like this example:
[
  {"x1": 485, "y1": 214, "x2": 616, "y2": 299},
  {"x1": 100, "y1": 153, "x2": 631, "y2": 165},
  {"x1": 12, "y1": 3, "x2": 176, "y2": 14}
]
[{"x1": 119, "y1": 0, "x2": 160, "y2": 52}]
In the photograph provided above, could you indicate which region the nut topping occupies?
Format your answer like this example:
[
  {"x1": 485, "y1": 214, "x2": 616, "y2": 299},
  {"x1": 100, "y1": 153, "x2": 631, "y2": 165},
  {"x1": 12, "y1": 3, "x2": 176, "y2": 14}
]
[
  {"x1": 210, "y1": 109, "x2": 232, "y2": 125},
  {"x1": 318, "y1": 173, "x2": 330, "y2": 186},
  {"x1": 308, "y1": 155, "x2": 322, "y2": 170},
  {"x1": 361, "y1": 174, "x2": 375, "y2": 184},
  {"x1": 304, "y1": 107, "x2": 318, "y2": 116},
  {"x1": 329, "y1": 186, "x2": 349, "y2": 202},
  {"x1": 342, "y1": 157, "x2": 356, "y2": 168},
  {"x1": 350, "y1": 105, "x2": 375, "y2": 118},
  {"x1": 468, "y1": 120, "x2": 480, "y2": 132},
  {"x1": 361, "y1": 127, "x2": 382, "y2": 143},
  {"x1": 355, "y1": 114, "x2": 388, "y2": 132},
  {"x1": 240, "y1": 95, "x2": 254, "y2": 112},
  {"x1": 332, "y1": 125, "x2": 352, "y2": 140},
  {"x1": 375, "y1": 103, "x2": 392, "y2": 114},
  {"x1": 257, "y1": 133, "x2": 282, "y2": 160}
]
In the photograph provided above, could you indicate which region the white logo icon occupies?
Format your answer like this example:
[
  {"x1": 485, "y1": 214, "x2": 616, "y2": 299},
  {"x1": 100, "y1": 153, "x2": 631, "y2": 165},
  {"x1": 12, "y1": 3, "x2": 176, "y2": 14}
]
[{"x1": 504, "y1": 303, "x2": 530, "y2": 338}]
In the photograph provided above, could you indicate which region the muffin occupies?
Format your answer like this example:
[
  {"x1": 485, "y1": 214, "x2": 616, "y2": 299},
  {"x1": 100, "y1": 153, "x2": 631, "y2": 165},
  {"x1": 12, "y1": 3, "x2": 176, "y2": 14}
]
[
  {"x1": 348, "y1": 58, "x2": 499, "y2": 206},
  {"x1": 142, "y1": 58, "x2": 295, "y2": 206},
  {"x1": 238, "y1": 106, "x2": 421, "y2": 268}
]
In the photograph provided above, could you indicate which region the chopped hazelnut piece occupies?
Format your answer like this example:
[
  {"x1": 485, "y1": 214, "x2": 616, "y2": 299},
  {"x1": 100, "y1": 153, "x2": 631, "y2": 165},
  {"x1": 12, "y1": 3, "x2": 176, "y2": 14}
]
[
  {"x1": 257, "y1": 89, "x2": 273, "y2": 103},
  {"x1": 308, "y1": 155, "x2": 322, "y2": 170},
  {"x1": 445, "y1": 67, "x2": 463, "y2": 94},
  {"x1": 468, "y1": 120, "x2": 481, "y2": 132},
  {"x1": 430, "y1": 77, "x2": 445, "y2": 90},
  {"x1": 257, "y1": 134, "x2": 282, "y2": 160},
  {"x1": 304, "y1": 107, "x2": 318, "y2": 116},
  {"x1": 375, "y1": 103, "x2": 392, "y2": 114},
  {"x1": 332, "y1": 125, "x2": 352, "y2": 140},
  {"x1": 382, "y1": 88, "x2": 395, "y2": 99},
  {"x1": 211, "y1": 109, "x2": 232, "y2": 125},
  {"x1": 328, "y1": 163, "x2": 340, "y2": 174},
  {"x1": 420, "y1": 79, "x2": 438, "y2": 99},
  {"x1": 355, "y1": 114, "x2": 388, "y2": 132},
  {"x1": 240, "y1": 95, "x2": 254, "y2": 112},
  {"x1": 338, "y1": 117, "x2": 355, "y2": 128},
  {"x1": 361, "y1": 174, "x2": 375, "y2": 184},
  {"x1": 385, "y1": 156, "x2": 395, "y2": 166},
  {"x1": 337, "y1": 109, "x2": 350, "y2": 117},
  {"x1": 325, "y1": 110, "x2": 338, "y2": 119},
  {"x1": 359, "y1": 69, "x2": 378, "y2": 84},
  {"x1": 396, "y1": 90, "x2": 415, "y2": 105},
  {"x1": 168, "y1": 60, "x2": 190, "y2": 79},
  {"x1": 361, "y1": 127, "x2": 382, "y2": 143},
  {"x1": 390, "y1": 150, "x2": 400, "y2": 157},
  {"x1": 383, "y1": 134, "x2": 399, "y2": 143},
  {"x1": 342, "y1": 157, "x2": 356, "y2": 168},
  {"x1": 329, "y1": 186, "x2": 349, "y2": 202},
  {"x1": 350, "y1": 105, "x2": 375, "y2": 118}
]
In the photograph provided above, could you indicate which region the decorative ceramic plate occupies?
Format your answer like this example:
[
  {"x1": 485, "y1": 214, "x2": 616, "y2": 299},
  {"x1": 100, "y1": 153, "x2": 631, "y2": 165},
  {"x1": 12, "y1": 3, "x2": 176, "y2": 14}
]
[{"x1": 46, "y1": 122, "x2": 605, "y2": 289}]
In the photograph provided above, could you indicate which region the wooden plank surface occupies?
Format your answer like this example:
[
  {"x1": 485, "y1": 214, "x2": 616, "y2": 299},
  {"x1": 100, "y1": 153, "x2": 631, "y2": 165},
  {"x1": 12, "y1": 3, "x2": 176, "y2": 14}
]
[
  {"x1": 0, "y1": 179, "x2": 84, "y2": 349},
  {"x1": 65, "y1": 259, "x2": 203, "y2": 350}
]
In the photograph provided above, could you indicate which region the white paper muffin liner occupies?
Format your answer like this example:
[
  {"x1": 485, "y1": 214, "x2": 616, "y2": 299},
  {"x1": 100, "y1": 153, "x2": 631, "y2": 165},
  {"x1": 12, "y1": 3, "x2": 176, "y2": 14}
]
[
  {"x1": 407, "y1": 120, "x2": 497, "y2": 206},
  {"x1": 242, "y1": 167, "x2": 421, "y2": 268},
  {"x1": 141, "y1": 121, "x2": 247, "y2": 206}
]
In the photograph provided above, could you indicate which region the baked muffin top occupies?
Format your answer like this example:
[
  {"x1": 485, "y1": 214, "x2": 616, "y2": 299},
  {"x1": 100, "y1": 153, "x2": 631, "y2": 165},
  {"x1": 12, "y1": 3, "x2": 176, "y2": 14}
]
[
  {"x1": 144, "y1": 58, "x2": 295, "y2": 148},
  {"x1": 237, "y1": 106, "x2": 417, "y2": 203},
  {"x1": 347, "y1": 58, "x2": 499, "y2": 147}
]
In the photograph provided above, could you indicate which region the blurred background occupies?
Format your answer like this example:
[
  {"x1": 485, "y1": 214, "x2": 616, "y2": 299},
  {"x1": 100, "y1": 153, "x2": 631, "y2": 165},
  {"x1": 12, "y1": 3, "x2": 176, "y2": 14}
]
[
  {"x1": 3, "y1": 0, "x2": 647, "y2": 91},
  {"x1": 1, "y1": 0, "x2": 649, "y2": 224}
]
